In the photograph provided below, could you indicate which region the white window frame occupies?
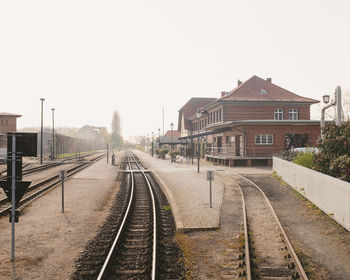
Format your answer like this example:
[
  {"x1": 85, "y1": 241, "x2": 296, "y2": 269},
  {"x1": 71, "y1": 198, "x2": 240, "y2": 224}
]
[
  {"x1": 274, "y1": 109, "x2": 283, "y2": 120},
  {"x1": 289, "y1": 109, "x2": 298, "y2": 120},
  {"x1": 255, "y1": 134, "x2": 274, "y2": 145}
]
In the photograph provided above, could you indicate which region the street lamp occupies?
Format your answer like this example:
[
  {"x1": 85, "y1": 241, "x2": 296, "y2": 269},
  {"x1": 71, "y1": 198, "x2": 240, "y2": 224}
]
[
  {"x1": 322, "y1": 95, "x2": 330, "y2": 104},
  {"x1": 196, "y1": 109, "x2": 202, "y2": 173},
  {"x1": 51, "y1": 108, "x2": 55, "y2": 160},
  {"x1": 151, "y1": 132, "x2": 154, "y2": 157},
  {"x1": 40, "y1": 98, "x2": 45, "y2": 165},
  {"x1": 158, "y1": 128, "x2": 161, "y2": 149},
  {"x1": 170, "y1": 122, "x2": 174, "y2": 162},
  {"x1": 321, "y1": 86, "x2": 342, "y2": 135}
]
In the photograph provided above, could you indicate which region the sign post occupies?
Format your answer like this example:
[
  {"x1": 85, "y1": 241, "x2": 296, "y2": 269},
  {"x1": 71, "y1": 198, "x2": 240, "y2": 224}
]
[
  {"x1": 206, "y1": 170, "x2": 214, "y2": 208},
  {"x1": 11, "y1": 134, "x2": 16, "y2": 262},
  {"x1": 0, "y1": 132, "x2": 37, "y2": 262},
  {"x1": 59, "y1": 170, "x2": 67, "y2": 212}
]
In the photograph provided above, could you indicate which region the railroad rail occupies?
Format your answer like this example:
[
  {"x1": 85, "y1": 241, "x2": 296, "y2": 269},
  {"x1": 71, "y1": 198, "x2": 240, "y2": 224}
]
[
  {"x1": 218, "y1": 169, "x2": 308, "y2": 279},
  {"x1": 0, "y1": 151, "x2": 98, "y2": 180},
  {"x1": 97, "y1": 151, "x2": 157, "y2": 280},
  {"x1": 0, "y1": 153, "x2": 105, "y2": 217}
]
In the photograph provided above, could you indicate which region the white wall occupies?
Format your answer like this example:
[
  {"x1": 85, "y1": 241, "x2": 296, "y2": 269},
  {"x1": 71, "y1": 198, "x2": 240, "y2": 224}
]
[{"x1": 273, "y1": 156, "x2": 350, "y2": 231}]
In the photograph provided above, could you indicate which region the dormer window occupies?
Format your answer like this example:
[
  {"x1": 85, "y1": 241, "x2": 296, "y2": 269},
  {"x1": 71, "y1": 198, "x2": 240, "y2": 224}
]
[{"x1": 259, "y1": 89, "x2": 268, "y2": 95}]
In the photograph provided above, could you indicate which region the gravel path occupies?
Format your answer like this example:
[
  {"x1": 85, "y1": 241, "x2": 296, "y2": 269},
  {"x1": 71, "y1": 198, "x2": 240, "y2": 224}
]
[{"x1": 0, "y1": 156, "x2": 120, "y2": 280}]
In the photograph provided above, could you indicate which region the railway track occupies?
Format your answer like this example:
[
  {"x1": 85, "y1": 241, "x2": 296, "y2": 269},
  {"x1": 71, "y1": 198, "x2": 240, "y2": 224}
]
[
  {"x1": 0, "y1": 151, "x2": 98, "y2": 180},
  {"x1": 0, "y1": 154, "x2": 105, "y2": 217},
  {"x1": 73, "y1": 151, "x2": 184, "y2": 280},
  {"x1": 217, "y1": 169, "x2": 308, "y2": 279},
  {"x1": 97, "y1": 152, "x2": 156, "y2": 279}
]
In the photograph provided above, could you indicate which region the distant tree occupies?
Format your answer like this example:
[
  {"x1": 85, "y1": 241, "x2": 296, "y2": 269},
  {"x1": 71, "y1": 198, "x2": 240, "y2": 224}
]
[
  {"x1": 313, "y1": 122, "x2": 350, "y2": 182},
  {"x1": 111, "y1": 111, "x2": 123, "y2": 147},
  {"x1": 99, "y1": 127, "x2": 110, "y2": 145}
]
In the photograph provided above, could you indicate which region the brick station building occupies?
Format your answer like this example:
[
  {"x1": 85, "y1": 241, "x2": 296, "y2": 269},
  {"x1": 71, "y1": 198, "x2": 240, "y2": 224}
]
[
  {"x1": 178, "y1": 75, "x2": 321, "y2": 166},
  {"x1": 0, "y1": 112, "x2": 21, "y2": 148}
]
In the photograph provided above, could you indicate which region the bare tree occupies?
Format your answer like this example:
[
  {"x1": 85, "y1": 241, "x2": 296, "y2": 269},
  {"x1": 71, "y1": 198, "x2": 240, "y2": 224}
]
[{"x1": 111, "y1": 111, "x2": 123, "y2": 147}]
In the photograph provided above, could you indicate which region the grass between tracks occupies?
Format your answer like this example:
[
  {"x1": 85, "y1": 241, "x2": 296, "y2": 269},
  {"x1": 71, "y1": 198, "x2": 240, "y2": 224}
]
[{"x1": 175, "y1": 232, "x2": 195, "y2": 280}]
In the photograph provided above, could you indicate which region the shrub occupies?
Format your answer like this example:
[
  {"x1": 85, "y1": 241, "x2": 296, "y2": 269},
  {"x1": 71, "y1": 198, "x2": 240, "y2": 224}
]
[
  {"x1": 313, "y1": 122, "x2": 350, "y2": 182},
  {"x1": 292, "y1": 151, "x2": 314, "y2": 169},
  {"x1": 169, "y1": 150, "x2": 180, "y2": 158},
  {"x1": 156, "y1": 149, "x2": 169, "y2": 159}
]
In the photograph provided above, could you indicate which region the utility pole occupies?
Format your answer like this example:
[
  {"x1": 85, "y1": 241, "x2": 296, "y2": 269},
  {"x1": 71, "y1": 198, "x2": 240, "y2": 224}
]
[
  {"x1": 40, "y1": 98, "x2": 45, "y2": 165},
  {"x1": 51, "y1": 108, "x2": 55, "y2": 160}
]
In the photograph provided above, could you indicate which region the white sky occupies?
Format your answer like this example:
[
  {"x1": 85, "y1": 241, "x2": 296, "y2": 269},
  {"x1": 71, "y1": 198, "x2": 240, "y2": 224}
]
[{"x1": 1, "y1": 0, "x2": 350, "y2": 139}]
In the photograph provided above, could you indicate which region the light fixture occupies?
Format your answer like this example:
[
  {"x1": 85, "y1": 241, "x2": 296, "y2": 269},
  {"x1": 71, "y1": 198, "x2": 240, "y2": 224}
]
[
  {"x1": 196, "y1": 109, "x2": 202, "y2": 118},
  {"x1": 322, "y1": 94, "x2": 330, "y2": 104}
]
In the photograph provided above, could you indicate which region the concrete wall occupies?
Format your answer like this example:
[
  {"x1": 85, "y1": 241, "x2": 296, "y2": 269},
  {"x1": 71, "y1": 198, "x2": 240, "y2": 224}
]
[{"x1": 273, "y1": 156, "x2": 350, "y2": 231}]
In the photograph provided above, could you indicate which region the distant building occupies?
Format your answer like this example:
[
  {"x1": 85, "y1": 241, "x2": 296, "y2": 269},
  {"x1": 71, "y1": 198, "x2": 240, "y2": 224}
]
[{"x1": 0, "y1": 112, "x2": 21, "y2": 148}]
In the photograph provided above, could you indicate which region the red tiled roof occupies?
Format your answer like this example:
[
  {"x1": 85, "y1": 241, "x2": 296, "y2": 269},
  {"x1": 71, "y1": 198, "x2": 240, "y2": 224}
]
[
  {"x1": 178, "y1": 97, "x2": 216, "y2": 130},
  {"x1": 164, "y1": 130, "x2": 181, "y2": 138},
  {"x1": 220, "y1": 76, "x2": 319, "y2": 103}
]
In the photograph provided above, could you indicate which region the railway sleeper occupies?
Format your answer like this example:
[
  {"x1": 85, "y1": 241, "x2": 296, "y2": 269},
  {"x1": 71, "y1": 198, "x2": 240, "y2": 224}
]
[
  {"x1": 120, "y1": 247, "x2": 151, "y2": 256},
  {"x1": 114, "y1": 267, "x2": 147, "y2": 275},
  {"x1": 258, "y1": 265, "x2": 294, "y2": 277},
  {"x1": 124, "y1": 242, "x2": 150, "y2": 249},
  {"x1": 126, "y1": 237, "x2": 149, "y2": 243},
  {"x1": 127, "y1": 231, "x2": 152, "y2": 238}
]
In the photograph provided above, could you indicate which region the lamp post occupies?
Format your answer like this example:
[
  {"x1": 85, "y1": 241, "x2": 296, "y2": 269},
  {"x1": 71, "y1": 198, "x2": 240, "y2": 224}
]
[
  {"x1": 51, "y1": 108, "x2": 55, "y2": 160},
  {"x1": 170, "y1": 122, "x2": 174, "y2": 162},
  {"x1": 158, "y1": 128, "x2": 161, "y2": 149},
  {"x1": 40, "y1": 98, "x2": 45, "y2": 165},
  {"x1": 321, "y1": 86, "x2": 342, "y2": 136},
  {"x1": 196, "y1": 109, "x2": 202, "y2": 173},
  {"x1": 151, "y1": 132, "x2": 154, "y2": 157}
]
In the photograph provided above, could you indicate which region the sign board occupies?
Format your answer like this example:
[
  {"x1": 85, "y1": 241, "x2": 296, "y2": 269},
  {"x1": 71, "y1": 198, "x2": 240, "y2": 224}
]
[
  {"x1": 0, "y1": 180, "x2": 31, "y2": 204},
  {"x1": 206, "y1": 170, "x2": 214, "y2": 181},
  {"x1": 7, "y1": 133, "x2": 37, "y2": 157},
  {"x1": 59, "y1": 170, "x2": 67, "y2": 180}
]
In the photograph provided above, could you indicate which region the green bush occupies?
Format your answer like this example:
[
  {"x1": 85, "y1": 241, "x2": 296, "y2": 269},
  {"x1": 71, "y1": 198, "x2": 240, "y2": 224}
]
[
  {"x1": 292, "y1": 151, "x2": 315, "y2": 169},
  {"x1": 313, "y1": 122, "x2": 350, "y2": 182},
  {"x1": 156, "y1": 149, "x2": 169, "y2": 159},
  {"x1": 169, "y1": 150, "x2": 180, "y2": 158}
]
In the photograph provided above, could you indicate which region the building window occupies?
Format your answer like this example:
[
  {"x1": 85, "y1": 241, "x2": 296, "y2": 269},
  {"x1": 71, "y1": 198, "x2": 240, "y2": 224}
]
[
  {"x1": 6, "y1": 120, "x2": 8, "y2": 126},
  {"x1": 274, "y1": 109, "x2": 283, "y2": 120},
  {"x1": 255, "y1": 134, "x2": 274, "y2": 145},
  {"x1": 289, "y1": 109, "x2": 298, "y2": 120}
]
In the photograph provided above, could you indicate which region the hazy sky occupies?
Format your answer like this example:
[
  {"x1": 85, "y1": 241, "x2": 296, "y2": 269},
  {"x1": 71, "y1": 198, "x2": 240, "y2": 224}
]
[{"x1": 1, "y1": 0, "x2": 349, "y2": 139}]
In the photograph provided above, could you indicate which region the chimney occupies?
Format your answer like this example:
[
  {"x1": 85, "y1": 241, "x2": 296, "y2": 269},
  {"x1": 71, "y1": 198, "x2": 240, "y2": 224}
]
[
  {"x1": 237, "y1": 80, "x2": 242, "y2": 86},
  {"x1": 221, "y1": 91, "x2": 227, "y2": 97},
  {"x1": 266, "y1": 78, "x2": 272, "y2": 83}
]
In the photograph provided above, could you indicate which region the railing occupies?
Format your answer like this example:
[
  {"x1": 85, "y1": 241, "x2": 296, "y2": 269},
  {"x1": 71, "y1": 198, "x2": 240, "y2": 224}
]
[
  {"x1": 205, "y1": 146, "x2": 240, "y2": 157},
  {"x1": 205, "y1": 146, "x2": 276, "y2": 158}
]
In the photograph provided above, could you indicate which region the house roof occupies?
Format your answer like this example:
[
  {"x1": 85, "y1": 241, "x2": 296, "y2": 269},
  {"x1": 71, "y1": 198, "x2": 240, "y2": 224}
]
[
  {"x1": 0, "y1": 112, "x2": 22, "y2": 117},
  {"x1": 164, "y1": 130, "x2": 181, "y2": 138},
  {"x1": 218, "y1": 75, "x2": 319, "y2": 104},
  {"x1": 178, "y1": 97, "x2": 216, "y2": 130}
]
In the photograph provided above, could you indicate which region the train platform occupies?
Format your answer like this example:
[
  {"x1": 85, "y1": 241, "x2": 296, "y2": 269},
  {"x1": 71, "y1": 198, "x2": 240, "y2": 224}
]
[
  {"x1": 134, "y1": 150, "x2": 227, "y2": 230},
  {"x1": 0, "y1": 155, "x2": 120, "y2": 280}
]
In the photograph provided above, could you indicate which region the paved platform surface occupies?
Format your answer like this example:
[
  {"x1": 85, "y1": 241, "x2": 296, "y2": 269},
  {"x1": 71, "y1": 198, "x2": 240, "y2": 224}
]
[
  {"x1": 0, "y1": 155, "x2": 120, "y2": 280},
  {"x1": 135, "y1": 150, "x2": 272, "y2": 230}
]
